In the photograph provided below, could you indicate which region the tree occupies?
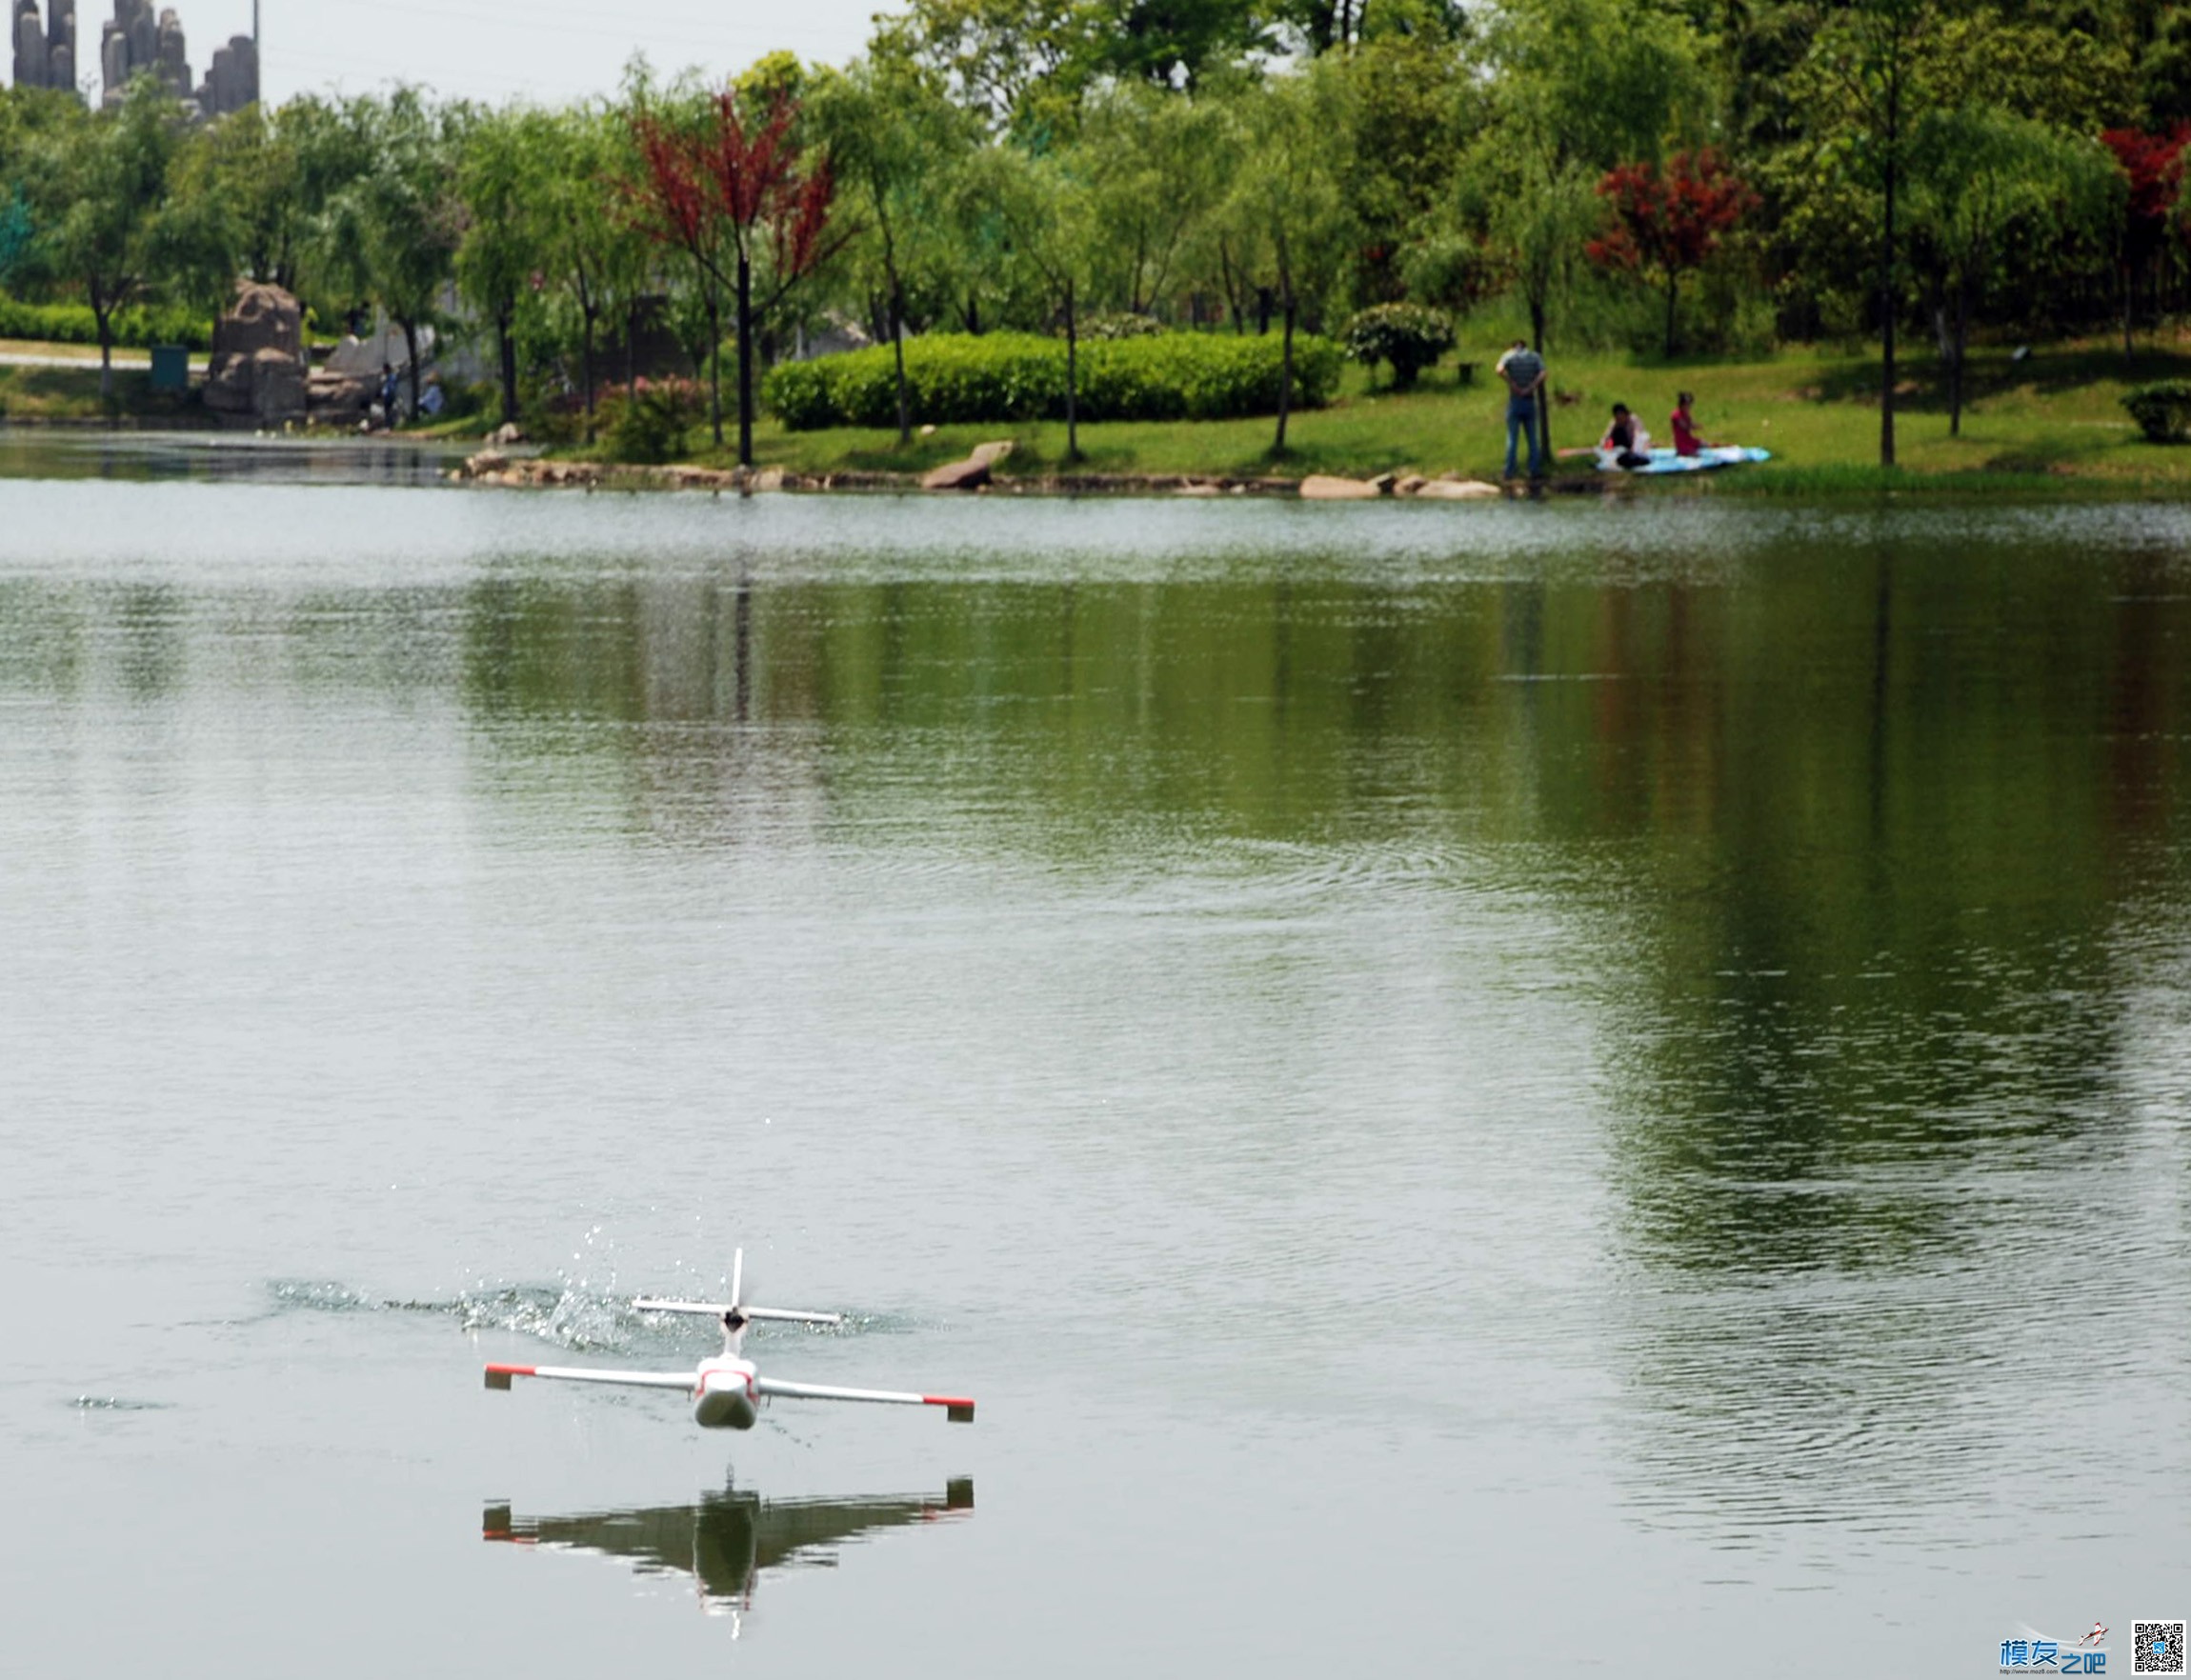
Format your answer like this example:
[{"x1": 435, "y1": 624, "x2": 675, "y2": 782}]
[
  {"x1": 1079, "y1": 81, "x2": 1231, "y2": 316},
  {"x1": 456, "y1": 105, "x2": 553, "y2": 425},
  {"x1": 1796, "y1": 0, "x2": 1935, "y2": 467},
  {"x1": 982, "y1": 140, "x2": 1098, "y2": 459},
  {"x1": 1472, "y1": 0, "x2": 1701, "y2": 356},
  {"x1": 1906, "y1": 110, "x2": 2118, "y2": 433},
  {"x1": 535, "y1": 106, "x2": 653, "y2": 435},
  {"x1": 629, "y1": 86, "x2": 845, "y2": 465},
  {"x1": 2101, "y1": 125, "x2": 2188, "y2": 355},
  {"x1": 32, "y1": 76, "x2": 180, "y2": 401},
  {"x1": 320, "y1": 90, "x2": 467, "y2": 420},
  {"x1": 1586, "y1": 150, "x2": 1758, "y2": 357},
  {"x1": 810, "y1": 59, "x2": 980, "y2": 444},
  {"x1": 871, "y1": 0, "x2": 1095, "y2": 131},
  {"x1": 1217, "y1": 67, "x2": 1352, "y2": 454}
]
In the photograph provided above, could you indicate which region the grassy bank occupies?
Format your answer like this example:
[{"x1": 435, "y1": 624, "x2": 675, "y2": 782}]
[
  {"x1": 0, "y1": 358, "x2": 199, "y2": 422},
  {"x1": 658, "y1": 338, "x2": 2191, "y2": 493}
]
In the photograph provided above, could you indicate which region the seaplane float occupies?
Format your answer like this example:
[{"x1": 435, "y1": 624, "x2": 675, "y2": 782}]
[{"x1": 484, "y1": 1250, "x2": 975, "y2": 1430}]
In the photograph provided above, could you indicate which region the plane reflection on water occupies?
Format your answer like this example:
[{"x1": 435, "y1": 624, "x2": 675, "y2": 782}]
[{"x1": 483, "y1": 1479, "x2": 974, "y2": 1621}]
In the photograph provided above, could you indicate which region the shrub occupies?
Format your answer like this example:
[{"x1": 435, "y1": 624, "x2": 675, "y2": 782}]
[
  {"x1": 1342, "y1": 303, "x2": 1456, "y2": 390},
  {"x1": 601, "y1": 376, "x2": 702, "y2": 463},
  {"x1": 764, "y1": 331, "x2": 1341, "y2": 430},
  {"x1": 1079, "y1": 311, "x2": 1165, "y2": 340},
  {"x1": 2122, "y1": 381, "x2": 2191, "y2": 443},
  {"x1": 0, "y1": 291, "x2": 211, "y2": 350}
]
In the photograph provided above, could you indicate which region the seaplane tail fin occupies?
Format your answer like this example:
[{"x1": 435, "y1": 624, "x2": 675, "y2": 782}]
[
  {"x1": 755, "y1": 1375, "x2": 975, "y2": 1423},
  {"x1": 633, "y1": 1298, "x2": 844, "y2": 1326},
  {"x1": 485, "y1": 1362, "x2": 694, "y2": 1393}
]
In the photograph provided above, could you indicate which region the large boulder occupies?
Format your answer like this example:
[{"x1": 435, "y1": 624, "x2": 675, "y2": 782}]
[
  {"x1": 1298, "y1": 474, "x2": 1380, "y2": 500},
  {"x1": 250, "y1": 349, "x2": 307, "y2": 423},
  {"x1": 207, "y1": 282, "x2": 307, "y2": 423},
  {"x1": 211, "y1": 282, "x2": 302, "y2": 362},
  {"x1": 922, "y1": 456, "x2": 993, "y2": 490},
  {"x1": 1414, "y1": 478, "x2": 1501, "y2": 500}
]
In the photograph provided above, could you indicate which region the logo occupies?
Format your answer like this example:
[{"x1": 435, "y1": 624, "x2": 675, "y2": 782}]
[{"x1": 2000, "y1": 1623, "x2": 2111, "y2": 1673}]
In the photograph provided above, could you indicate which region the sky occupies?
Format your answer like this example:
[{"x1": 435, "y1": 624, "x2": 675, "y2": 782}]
[{"x1": 99, "y1": 0, "x2": 885, "y2": 106}]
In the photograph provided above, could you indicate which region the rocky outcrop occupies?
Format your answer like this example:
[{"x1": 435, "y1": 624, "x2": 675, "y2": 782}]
[
  {"x1": 921, "y1": 439, "x2": 1015, "y2": 490},
  {"x1": 1412, "y1": 478, "x2": 1501, "y2": 499},
  {"x1": 204, "y1": 282, "x2": 306, "y2": 424},
  {"x1": 1298, "y1": 474, "x2": 1381, "y2": 500}
]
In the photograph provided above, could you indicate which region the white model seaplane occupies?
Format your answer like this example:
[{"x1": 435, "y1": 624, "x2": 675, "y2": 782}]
[{"x1": 484, "y1": 1250, "x2": 975, "y2": 1430}]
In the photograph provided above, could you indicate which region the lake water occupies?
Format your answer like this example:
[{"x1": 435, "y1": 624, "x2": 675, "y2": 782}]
[{"x1": 2, "y1": 468, "x2": 2186, "y2": 1677}]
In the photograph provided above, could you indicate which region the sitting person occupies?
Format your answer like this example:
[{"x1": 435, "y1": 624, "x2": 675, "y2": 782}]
[
  {"x1": 1598, "y1": 403, "x2": 1652, "y2": 470},
  {"x1": 1670, "y1": 391, "x2": 1710, "y2": 458}
]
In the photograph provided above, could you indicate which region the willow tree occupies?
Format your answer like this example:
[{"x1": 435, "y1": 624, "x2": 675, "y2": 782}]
[
  {"x1": 810, "y1": 58, "x2": 979, "y2": 445},
  {"x1": 1215, "y1": 66, "x2": 1350, "y2": 456}
]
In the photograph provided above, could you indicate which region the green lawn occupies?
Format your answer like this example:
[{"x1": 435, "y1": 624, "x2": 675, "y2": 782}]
[
  {"x1": 0, "y1": 360, "x2": 199, "y2": 421},
  {"x1": 661, "y1": 338, "x2": 2191, "y2": 493}
]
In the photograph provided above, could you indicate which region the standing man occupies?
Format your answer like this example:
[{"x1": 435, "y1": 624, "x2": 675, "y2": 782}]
[{"x1": 1498, "y1": 338, "x2": 1546, "y2": 480}]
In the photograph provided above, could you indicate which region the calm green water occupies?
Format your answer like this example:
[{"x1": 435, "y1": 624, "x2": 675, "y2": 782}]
[{"x1": 1, "y1": 478, "x2": 2186, "y2": 1677}]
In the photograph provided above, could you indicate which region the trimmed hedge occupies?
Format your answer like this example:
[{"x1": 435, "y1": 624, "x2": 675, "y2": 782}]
[
  {"x1": 765, "y1": 330, "x2": 1343, "y2": 430},
  {"x1": 2122, "y1": 380, "x2": 2191, "y2": 443},
  {"x1": 0, "y1": 293, "x2": 212, "y2": 350}
]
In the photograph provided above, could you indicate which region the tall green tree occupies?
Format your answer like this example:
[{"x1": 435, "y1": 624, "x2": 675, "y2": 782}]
[
  {"x1": 981, "y1": 139, "x2": 1098, "y2": 458},
  {"x1": 1794, "y1": 0, "x2": 1935, "y2": 467},
  {"x1": 1216, "y1": 65, "x2": 1353, "y2": 453},
  {"x1": 810, "y1": 58, "x2": 981, "y2": 443},
  {"x1": 33, "y1": 76, "x2": 181, "y2": 400},
  {"x1": 456, "y1": 104, "x2": 553, "y2": 425},
  {"x1": 321, "y1": 90, "x2": 467, "y2": 418},
  {"x1": 1904, "y1": 109, "x2": 2120, "y2": 434}
]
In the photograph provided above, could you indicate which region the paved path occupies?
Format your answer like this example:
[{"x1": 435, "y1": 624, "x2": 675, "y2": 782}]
[{"x1": 0, "y1": 350, "x2": 158, "y2": 370}]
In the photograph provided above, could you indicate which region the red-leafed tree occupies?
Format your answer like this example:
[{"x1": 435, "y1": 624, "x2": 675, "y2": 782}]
[
  {"x1": 2101, "y1": 126, "x2": 2189, "y2": 358},
  {"x1": 1586, "y1": 150, "x2": 1758, "y2": 358},
  {"x1": 628, "y1": 90, "x2": 844, "y2": 464}
]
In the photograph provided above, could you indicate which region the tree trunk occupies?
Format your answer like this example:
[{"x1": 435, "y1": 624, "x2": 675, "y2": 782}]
[
  {"x1": 1949, "y1": 281, "x2": 1967, "y2": 438},
  {"x1": 2123, "y1": 260, "x2": 2136, "y2": 360},
  {"x1": 735, "y1": 248, "x2": 754, "y2": 469},
  {"x1": 1275, "y1": 288, "x2": 1296, "y2": 455},
  {"x1": 707, "y1": 287, "x2": 723, "y2": 450},
  {"x1": 626, "y1": 298, "x2": 639, "y2": 404},
  {"x1": 580, "y1": 306, "x2": 598, "y2": 440},
  {"x1": 1663, "y1": 272, "x2": 1678, "y2": 359},
  {"x1": 1528, "y1": 295, "x2": 1547, "y2": 358},
  {"x1": 892, "y1": 278, "x2": 910, "y2": 447},
  {"x1": 401, "y1": 318, "x2": 422, "y2": 419},
  {"x1": 1257, "y1": 286, "x2": 1273, "y2": 336},
  {"x1": 1064, "y1": 276, "x2": 1080, "y2": 464},
  {"x1": 968, "y1": 293, "x2": 981, "y2": 336},
  {"x1": 497, "y1": 303, "x2": 518, "y2": 425},
  {"x1": 94, "y1": 301, "x2": 113, "y2": 404},
  {"x1": 1879, "y1": 65, "x2": 1899, "y2": 469}
]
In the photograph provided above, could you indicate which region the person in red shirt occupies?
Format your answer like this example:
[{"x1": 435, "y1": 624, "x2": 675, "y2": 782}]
[{"x1": 1670, "y1": 390, "x2": 1709, "y2": 457}]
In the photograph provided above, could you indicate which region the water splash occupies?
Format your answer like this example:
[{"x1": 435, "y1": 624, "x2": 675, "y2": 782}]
[{"x1": 266, "y1": 1278, "x2": 874, "y2": 1354}]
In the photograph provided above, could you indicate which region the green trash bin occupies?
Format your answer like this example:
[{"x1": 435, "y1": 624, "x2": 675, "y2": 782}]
[{"x1": 149, "y1": 345, "x2": 190, "y2": 391}]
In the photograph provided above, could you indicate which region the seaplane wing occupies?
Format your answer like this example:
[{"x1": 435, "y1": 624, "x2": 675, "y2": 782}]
[
  {"x1": 756, "y1": 1375, "x2": 975, "y2": 1423},
  {"x1": 485, "y1": 1362, "x2": 693, "y2": 1393}
]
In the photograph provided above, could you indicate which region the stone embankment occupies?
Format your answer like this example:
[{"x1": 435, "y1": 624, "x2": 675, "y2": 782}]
[{"x1": 452, "y1": 439, "x2": 1514, "y2": 499}]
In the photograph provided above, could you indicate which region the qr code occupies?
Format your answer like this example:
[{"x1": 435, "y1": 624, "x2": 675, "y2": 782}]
[{"x1": 2136, "y1": 1621, "x2": 2187, "y2": 1675}]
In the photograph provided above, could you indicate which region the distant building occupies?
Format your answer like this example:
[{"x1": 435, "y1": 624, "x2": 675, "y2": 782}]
[
  {"x1": 11, "y1": 1, "x2": 78, "y2": 94},
  {"x1": 100, "y1": 1, "x2": 189, "y2": 106},
  {"x1": 194, "y1": 28, "x2": 254, "y2": 116}
]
